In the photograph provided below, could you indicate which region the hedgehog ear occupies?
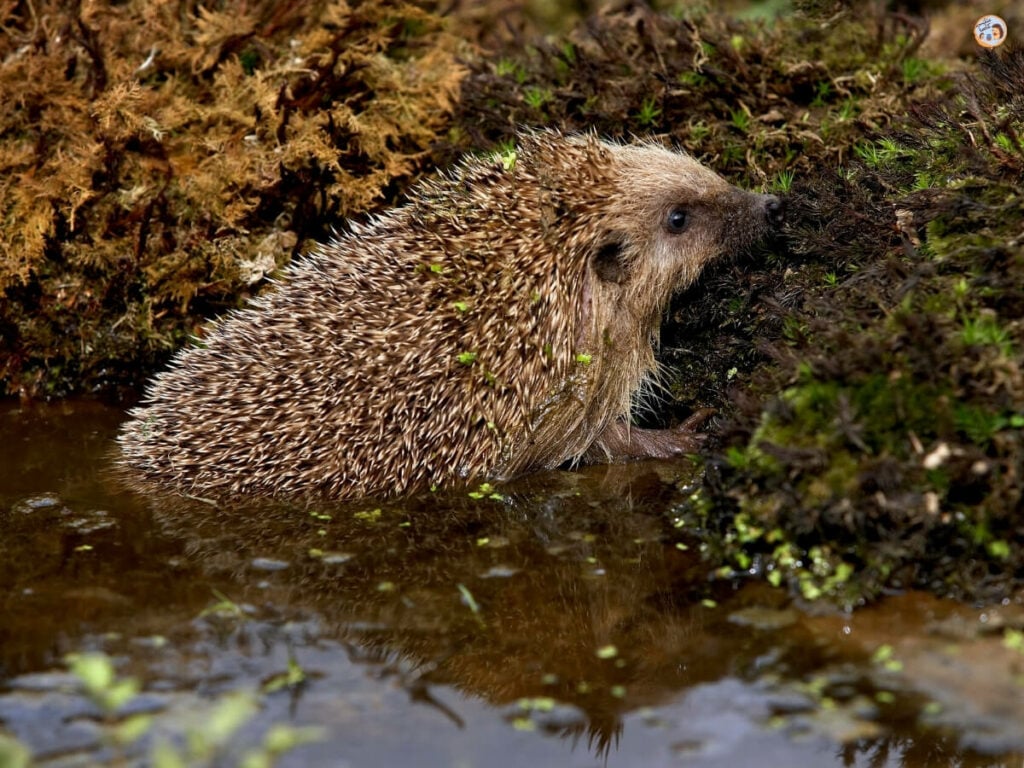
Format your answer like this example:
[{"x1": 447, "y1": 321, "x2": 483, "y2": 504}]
[{"x1": 590, "y1": 233, "x2": 631, "y2": 284}]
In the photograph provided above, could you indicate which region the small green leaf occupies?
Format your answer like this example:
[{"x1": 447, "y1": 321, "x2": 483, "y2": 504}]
[
  {"x1": 66, "y1": 652, "x2": 115, "y2": 694},
  {"x1": 988, "y1": 540, "x2": 1011, "y2": 560},
  {"x1": 206, "y1": 692, "x2": 259, "y2": 745},
  {"x1": 0, "y1": 735, "x2": 31, "y2": 768},
  {"x1": 871, "y1": 645, "x2": 895, "y2": 664},
  {"x1": 596, "y1": 645, "x2": 618, "y2": 659},
  {"x1": 261, "y1": 724, "x2": 324, "y2": 755},
  {"x1": 106, "y1": 679, "x2": 141, "y2": 711},
  {"x1": 457, "y1": 583, "x2": 481, "y2": 614},
  {"x1": 152, "y1": 741, "x2": 187, "y2": 768},
  {"x1": 1003, "y1": 628, "x2": 1024, "y2": 653},
  {"x1": 113, "y1": 714, "x2": 153, "y2": 745}
]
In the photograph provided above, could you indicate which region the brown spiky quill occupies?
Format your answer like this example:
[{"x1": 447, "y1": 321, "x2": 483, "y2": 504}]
[{"x1": 118, "y1": 129, "x2": 779, "y2": 499}]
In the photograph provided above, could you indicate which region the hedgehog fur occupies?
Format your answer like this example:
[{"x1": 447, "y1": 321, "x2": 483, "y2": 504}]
[{"x1": 117, "y1": 129, "x2": 780, "y2": 499}]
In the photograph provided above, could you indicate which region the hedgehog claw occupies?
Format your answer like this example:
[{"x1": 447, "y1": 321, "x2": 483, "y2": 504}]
[
  {"x1": 675, "y1": 407, "x2": 716, "y2": 434},
  {"x1": 586, "y1": 410, "x2": 716, "y2": 463}
]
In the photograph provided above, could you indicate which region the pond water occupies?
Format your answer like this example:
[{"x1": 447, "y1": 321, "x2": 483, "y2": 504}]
[{"x1": 1, "y1": 399, "x2": 1023, "y2": 767}]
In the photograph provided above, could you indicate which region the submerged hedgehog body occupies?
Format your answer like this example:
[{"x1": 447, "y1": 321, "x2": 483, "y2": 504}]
[{"x1": 118, "y1": 130, "x2": 781, "y2": 499}]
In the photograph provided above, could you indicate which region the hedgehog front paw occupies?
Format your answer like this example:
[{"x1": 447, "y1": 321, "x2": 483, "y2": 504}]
[
  {"x1": 588, "y1": 411, "x2": 715, "y2": 463},
  {"x1": 663, "y1": 407, "x2": 716, "y2": 452},
  {"x1": 659, "y1": 409, "x2": 714, "y2": 455}
]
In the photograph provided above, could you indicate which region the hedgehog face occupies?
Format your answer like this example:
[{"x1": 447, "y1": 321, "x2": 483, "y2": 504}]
[{"x1": 595, "y1": 143, "x2": 779, "y2": 303}]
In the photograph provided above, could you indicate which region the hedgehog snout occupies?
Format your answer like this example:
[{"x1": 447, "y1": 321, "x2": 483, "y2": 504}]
[{"x1": 763, "y1": 194, "x2": 785, "y2": 228}]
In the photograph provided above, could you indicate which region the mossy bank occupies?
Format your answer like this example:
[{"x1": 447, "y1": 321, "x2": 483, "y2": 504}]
[{"x1": 3, "y1": 0, "x2": 1022, "y2": 603}]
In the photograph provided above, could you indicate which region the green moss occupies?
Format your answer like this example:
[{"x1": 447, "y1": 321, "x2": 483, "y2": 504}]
[
  {"x1": 684, "y1": 45, "x2": 1024, "y2": 605},
  {"x1": 635, "y1": 97, "x2": 662, "y2": 127}
]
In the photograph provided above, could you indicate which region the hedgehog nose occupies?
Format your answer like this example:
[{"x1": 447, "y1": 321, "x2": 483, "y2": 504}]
[{"x1": 764, "y1": 195, "x2": 785, "y2": 228}]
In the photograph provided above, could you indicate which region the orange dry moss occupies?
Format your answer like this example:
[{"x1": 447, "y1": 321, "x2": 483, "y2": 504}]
[{"x1": 0, "y1": 0, "x2": 467, "y2": 397}]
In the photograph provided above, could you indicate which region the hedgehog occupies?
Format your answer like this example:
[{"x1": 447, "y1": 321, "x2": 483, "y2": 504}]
[{"x1": 117, "y1": 129, "x2": 783, "y2": 499}]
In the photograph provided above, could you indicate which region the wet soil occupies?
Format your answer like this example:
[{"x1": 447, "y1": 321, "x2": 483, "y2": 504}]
[{"x1": 1, "y1": 400, "x2": 1023, "y2": 767}]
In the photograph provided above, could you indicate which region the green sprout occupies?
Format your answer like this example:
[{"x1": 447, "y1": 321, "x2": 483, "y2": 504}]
[
  {"x1": 960, "y1": 313, "x2": 1012, "y2": 354},
  {"x1": 772, "y1": 168, "x2": 795, "y2": 193},
  {"x1": 636, "y1": 96, "x2": 662, "y2": 127},
  {"x1": 523, "y1": 87, "x2": 553, "y2": 110},
  {"x1": 729, "y1": 108, "x2": 750, "y2": 133},
  {"x1": 810, "y1": 80, "x2": 832, "y2": 107}
]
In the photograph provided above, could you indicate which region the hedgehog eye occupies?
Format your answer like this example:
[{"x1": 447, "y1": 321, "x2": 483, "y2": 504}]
[{"x1": 665, "y1": 207, "x2": 689, "y2": 235}]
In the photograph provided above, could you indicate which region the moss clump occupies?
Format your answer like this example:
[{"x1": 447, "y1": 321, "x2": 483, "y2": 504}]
[
  {"x1": 687, "y1": 48, "x2": 1024, "y2": 605},
  {"x1": 0, "y1": 0, "x2": 466, "y2": 397}
]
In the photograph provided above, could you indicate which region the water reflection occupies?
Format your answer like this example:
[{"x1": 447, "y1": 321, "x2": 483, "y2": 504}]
[
  {"x1": 140, "y1": 462, "x2": 746, "y2": 750},
  {"x1": 1, "y1": 400, "x2": 1023, "y2": 767}
]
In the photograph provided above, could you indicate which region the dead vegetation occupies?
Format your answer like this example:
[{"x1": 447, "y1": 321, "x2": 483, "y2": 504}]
[{"x1": 1, "y1": 0, "x2": 467, "y2": 396}]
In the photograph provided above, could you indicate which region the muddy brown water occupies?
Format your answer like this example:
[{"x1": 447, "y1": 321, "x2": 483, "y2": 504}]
[{"x1": 1, "y1": 400, "x2": 1023, "y2": 767}]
